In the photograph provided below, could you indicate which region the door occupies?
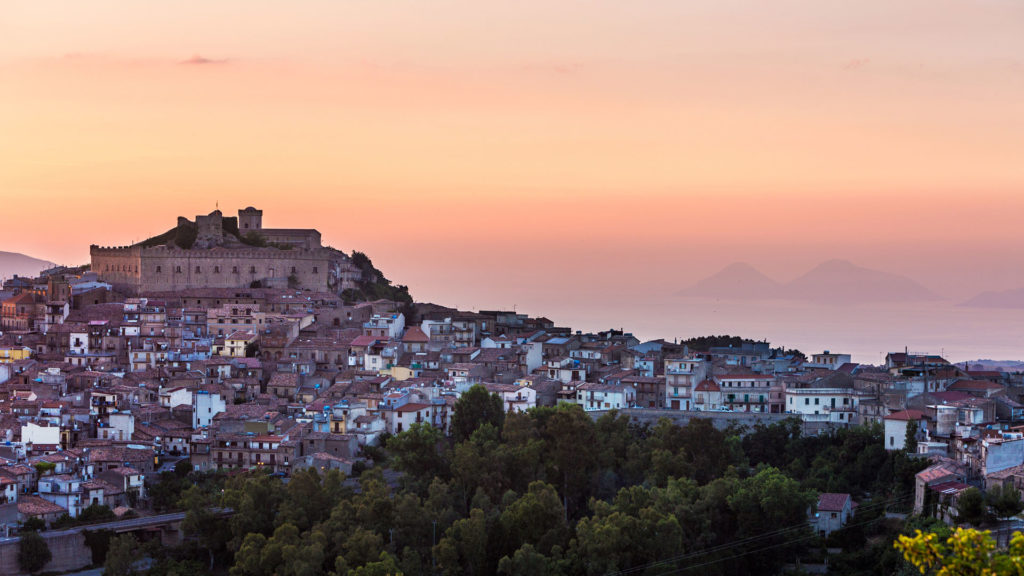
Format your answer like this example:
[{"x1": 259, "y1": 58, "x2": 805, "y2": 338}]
[{"x1": 671, "y1": 400, "x2": 680, "y2": 410}]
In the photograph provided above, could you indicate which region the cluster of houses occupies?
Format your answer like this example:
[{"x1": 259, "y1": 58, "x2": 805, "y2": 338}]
[{"x1": 3, "y1": 266, "x2": 1024, "y2": 534}]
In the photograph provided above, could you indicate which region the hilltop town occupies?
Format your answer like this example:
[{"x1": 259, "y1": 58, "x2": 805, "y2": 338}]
[{"x1": 0, "y1": 208, "x2": 1021, "y2": 572}]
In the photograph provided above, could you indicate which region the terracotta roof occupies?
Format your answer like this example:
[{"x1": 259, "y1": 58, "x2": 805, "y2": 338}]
[
  {"x1": 19, "y1": 495, "x2": 66, "y2": 516},
  {"x1": 817, "y1": 493, "x2": 851, "y2": 512},
  {"x1": 395, "y1": 403, "x2": 432, "y2": 413},
  {"x1": 402, "y1": 327, "x2": 430, "y2": 343},
  {"x1": 695, "y1": 379, "x2": 720, "y2": 392},
  {"x1": 886, "y1": 409, "x2": 927, "y2": 421}
]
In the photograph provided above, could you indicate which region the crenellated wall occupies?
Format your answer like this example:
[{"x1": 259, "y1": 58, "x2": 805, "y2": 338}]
[{"x1": 92, "y1": 245, "x2": 349, "y2": 295}]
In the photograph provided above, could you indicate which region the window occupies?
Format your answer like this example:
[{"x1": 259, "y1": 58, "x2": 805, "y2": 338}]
[
  {"x1": 291, "y1": 267, "x2": 297, "y2": 274},
  {"x1": 156, "y1": 266, "x2": 162, "y2": 273},
  {"x1": 815, "y1": 398, "x2": 820, "y2": 405},
  {"x1": 805, "y1": 398, "x2": 810, "y2": 405},
  {"x1": 214, "y1": 266, "x2": 220, "y2": 273},
  {"x1": 250, "y1": 266, "x2": 256, "y2": 273},
  {"x1": 196, "y1": 266, "x2": 201, "y2": 273},
  {"x1": 232, "y1": 266, "x2": 239, "y2": 274},
  {"x1": 313, "y1": 267, "x2": 318, "y2": 274},
  {"x1": 175, "y1": 265, "x2": 182, "y2": 273}
]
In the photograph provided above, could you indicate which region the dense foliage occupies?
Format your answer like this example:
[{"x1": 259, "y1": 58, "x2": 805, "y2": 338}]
[
  {"x1": 342, "y1": 251, "x2": 413, "y2": 305},
  {"x1": 151, "y1": 406, "x2": 928, "y2": 576},
  {"x1": 18, "y1": 529, "x2": 51, "y2": 574}
]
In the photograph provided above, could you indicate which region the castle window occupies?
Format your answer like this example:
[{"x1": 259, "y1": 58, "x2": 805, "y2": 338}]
[
  {"x1": 250, "y1": 266, "x2": 256, "y2": 273},
  {"x1": 195, "y1": 266, "x2": 201, "y2": 273},
  {"x1": 232, "y1": 266, "x2": 238, "y2": 274},
  {"x1": 175, "y1": 266, "x2": 182, "y2": 273},
  {"x1": 156, "y1": 266, "x2": 162, "y2": 273},
  {"x1": 313, "y1": 267, "x2": 318, "y2": 274},
  {"x1": 291, "y1": 267, "x2": 297, "y2": 274},
  {"x1": 214, "y1": 266, "x2": 220, "y2": 273}
]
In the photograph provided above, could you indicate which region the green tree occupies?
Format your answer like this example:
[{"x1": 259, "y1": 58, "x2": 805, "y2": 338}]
[
  {"x1": 436, "y1": 507, "x2": 491, "y2": 576},
  {"x1": 905, "y1": 420, "x2": 919, "y2": 454},
  {"x1": 83, "y1": 528, "x2": 115, "y2": 565},
  {"x1": 387, "y1": 422, "x2": 447, "y2": 492},
  {"x1": 896, "y1": 527, "x2": 1024, "y2": 575},
  {"x1": 497, "y1": 543, "x2": 551, "y2": 576},
  {"x1": 451, "y1": 385, "x2": 506, "y2": 442},
  {"x1": 180, "y1": 485, "x2": 229, "y2": 569},
  {"x1": 536, "y1": 403, "x2": 597, "y2": 518},
  {"x1": 957, "y1": 487, "x2": 988, "y2": 526},
  {"x1": 18, "y1": 530, "x2": 51, "y2": 574},
  {"x1": 499, "y1": 482, "x2": 568, "y2": 556},
  {"x1": 350, "y1": 551, "x2": 403, "y2": 576},
  {"x1": 104, "y1": 533, "x2": 140, "y2": 576},
  {"x1": 988, "y1": 483, "x2": 1024, "y2": 520}
]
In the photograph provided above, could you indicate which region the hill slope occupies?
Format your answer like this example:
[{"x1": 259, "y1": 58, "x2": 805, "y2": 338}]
[{"x1": 0, "y1": 251, "x2": 55, "y2": 280}]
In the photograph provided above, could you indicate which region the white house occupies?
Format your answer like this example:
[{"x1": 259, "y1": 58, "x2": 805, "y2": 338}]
[
  {"x1": 576, "y1": 383, "x2": 634, "y2": 412},
  {"x1": 104, "y1": 413, "x2": 135, "y2": 442},
  {"x1": 38, "y1": 475, "x2": 83, "y2": 518},
  {"x1": 484, "y1": 383, "x2": 537, "y2": 413},
  {"x1": 159, "y1": 387, "x2": 193, "y2": 409},
  {"x1": 194, "y1": 391, "x2": 227, "y2": 429},
  {"x1": 664, "y1": 358, "x2": 707, "y2": 411},
  {"x1": 814, "y1": 493, "x2": 853, "y2": 536},
  {"x1": 884, "y1": 409, "x2": 927, "y2": 451},
  {"x1": 22, "y1": 422, "x2": 61, "y2": 447},
  {"x1": 807, "y1": 351, "x2": 853, "y2": 370},
  {"x1": 785, "y1": 387, "x2": 861, "y2": 423}
]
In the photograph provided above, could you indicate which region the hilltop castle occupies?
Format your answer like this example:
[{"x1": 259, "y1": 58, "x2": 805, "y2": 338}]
[{"x1": 91, "y1": 207, "x2": 361, "y2": 295}]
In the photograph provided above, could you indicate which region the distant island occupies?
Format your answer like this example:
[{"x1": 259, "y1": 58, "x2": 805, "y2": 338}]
[
  {"x1": 960, "y1": 287, "x2": 1024, "y2": 309},
  {"x1": 678, "y1": 259, "x2": 941, "y2": 303}
]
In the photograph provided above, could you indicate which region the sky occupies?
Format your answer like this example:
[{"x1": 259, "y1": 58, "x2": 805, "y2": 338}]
[{"x1": 3, "y1": 1, "x2": 1024, "y2": 343}]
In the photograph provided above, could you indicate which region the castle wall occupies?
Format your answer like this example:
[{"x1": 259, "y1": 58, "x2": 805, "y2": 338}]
[
  {"x1": 89, "y1": 245, "x2": 143, "y2": 293},
  {"x1": 92, "y1": 246, "x2": 346, "y2": 295}
]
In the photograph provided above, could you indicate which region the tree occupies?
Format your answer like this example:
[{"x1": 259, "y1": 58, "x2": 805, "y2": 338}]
[
  {"x1": 387, "y1": 422, "x2": 447, "y2": 492},
  {"x1": 957, "y1": 487, "x2": 988, "y2": 526},
  {"x1": 451, "y1": 385, "x2": 505, "y2": 442},
  {"x1": 895, "y1": 527, "x2": 1024, "y2": 575},
  {"x1": 988, "y1": 483, "x2": 1024, "y2": 520},
  {"x1": 904, "y1": 420, "x2": 919, "y2": 454},
  {"x1": 18, "y1": 530, "x2": 51, "y2": 574},
  {"x1": 105, "y1": 534, "x2": 140, "y2": 576},
  {"x1": 498, "y1": 544, "x2": 552, "y2": 576}
]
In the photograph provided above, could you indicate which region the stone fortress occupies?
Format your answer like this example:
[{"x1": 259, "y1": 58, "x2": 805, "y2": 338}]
[{"x1": 91, "y1": 207, "x2": 361, "y2": 294}]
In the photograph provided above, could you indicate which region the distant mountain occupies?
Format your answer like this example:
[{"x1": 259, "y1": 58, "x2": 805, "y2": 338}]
[
  {"x1": 0, "y1": 251, "x2": 55, "y2": 281},
  {"x1": 785, "y1": 259, "x2": 940, "y2": 303},
  {"x1": 956, "y1": 359, "x2": 1024, "y2": 372},
  {"x1": 676, "y1": 262, "x2": 782, "y2": 299},
  {"x1": 678, "y1": 259, "x2": 940, "y2": 303},
  {"x1": 960, "y1": 288, "x2": 1024, "y2": 309}
]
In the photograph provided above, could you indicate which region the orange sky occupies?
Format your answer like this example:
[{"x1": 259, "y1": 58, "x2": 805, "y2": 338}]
[{"x1": 2, "y1": 1, "x2": 1024, "y2": 313}]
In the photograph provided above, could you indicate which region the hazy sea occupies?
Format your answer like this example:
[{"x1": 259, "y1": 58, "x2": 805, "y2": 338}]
[{"x1": 547, "y1": 297, "x2": 1024, "y2": 365}]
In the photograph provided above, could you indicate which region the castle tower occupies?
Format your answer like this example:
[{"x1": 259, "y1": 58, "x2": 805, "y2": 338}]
[{"x1": 238, "y1": 207, "x2": 263, "y2": 231}]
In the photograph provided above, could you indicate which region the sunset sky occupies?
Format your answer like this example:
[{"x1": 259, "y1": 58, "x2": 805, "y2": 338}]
[{"x1": 3, "y1": 1, "x2": 1024, "y2": 326}]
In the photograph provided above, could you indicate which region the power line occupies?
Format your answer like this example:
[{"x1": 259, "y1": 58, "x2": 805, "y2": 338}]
[{"x1": 604, "y1": 492, "x2": 913, "y2": 576}]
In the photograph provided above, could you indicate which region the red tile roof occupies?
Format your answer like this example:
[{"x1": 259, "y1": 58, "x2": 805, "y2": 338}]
[
  {"x1": 886, "y1": 409, "x2": 927, "y2": 421},
  {"x1": 817, "y1": 493, "x2": 851, "y2": 512}
]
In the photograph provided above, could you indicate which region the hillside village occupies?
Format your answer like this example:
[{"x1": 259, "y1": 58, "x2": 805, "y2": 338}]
[{"x1": 0, "y1": 216, "x2": 1021, "y2": 543}]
